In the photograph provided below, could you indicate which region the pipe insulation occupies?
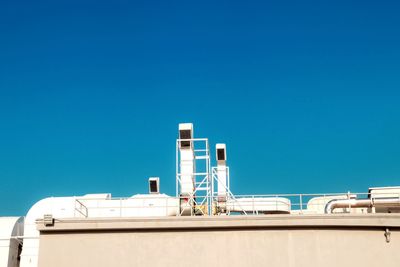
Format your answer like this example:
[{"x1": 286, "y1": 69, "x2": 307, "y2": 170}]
[{"x1": 325, "y1": 197, "x2": 400, "y2": 214}]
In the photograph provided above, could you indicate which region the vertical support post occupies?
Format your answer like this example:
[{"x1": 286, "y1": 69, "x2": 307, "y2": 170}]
[
  {"x1": 177, "y1": 123, "x2": 195, "y2": 216},
  {"x1": 176, "y1": 140, "x2": 178, "y2": 198},
  {"x1": 166, "y1": 198, "x2": 168, "y2": 216},
  {"x1": 120, "y1": 198, "x2": 122, "y2": 217},
  {"x1": 300, "y1": 194, "x2": 303, "y2": 214},
  {"x1": 216, "y1": 144, "x2": 228, "y2": 215},
  {"x1": 252, "y1": 195, "x2": 255, "y2": 215},
  {"x1": 348, "y1": 191, "x2": 351, "y2": 213},
  {"x1": 176, "y1": 123, "x2": 212, "y2": 216},
  {"x1": 207, "y1": 139, "x2": 212, "y2": 216}
]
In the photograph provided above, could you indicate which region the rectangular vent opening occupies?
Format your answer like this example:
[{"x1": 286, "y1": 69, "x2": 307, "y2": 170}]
[
  {"x1": 179, "y1": 129, "x2": 192, "y2": 148},
  {"x1": 217, "y1": 148, "x2": 225, "y2": 161},
  {"x1": 149, "y1": 178, "x2": 160, "y2": 194}
]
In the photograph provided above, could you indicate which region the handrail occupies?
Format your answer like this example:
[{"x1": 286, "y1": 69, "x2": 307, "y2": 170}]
[
  {"x1": 69, "y1": 191, "x2": 400, "y2": 218},
  {"x1": 74, "y1": 199, "x2": 89, "y2": 218}
]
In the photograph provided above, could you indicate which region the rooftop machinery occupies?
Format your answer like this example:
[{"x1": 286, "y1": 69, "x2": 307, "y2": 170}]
[
  {"x1": 215, "y1": 143, "x2": 229, "y2": 214},
  {"x1": 176, "y1": 123, "x2": 291, "y2": 216},
  {"x1": 2, "y1": 122, "x2": 400, "y2": 267},
  {"x1": 0, "y1": 217, "x2": 24, "y2": 267},
  {"x1": 176, "y1": 123, "x2": 211, "y2": 215}
]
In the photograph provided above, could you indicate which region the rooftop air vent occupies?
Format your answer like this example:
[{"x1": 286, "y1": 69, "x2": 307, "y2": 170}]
[
  {"x1": 179, "y1": 123, "x2": 193, "y2": 148},
  {"x1": 216, "y1": 144, "x2": 226, "y2": 161},
  {"x1": 149, "y1": 177, "x2": 160, "y2": 194}
]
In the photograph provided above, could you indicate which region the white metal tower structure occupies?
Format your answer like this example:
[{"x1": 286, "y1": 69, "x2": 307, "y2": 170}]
[
  {"x1": 215, "y1": 144, "x2": 229, "y2": 214},
  {"x1": 212, "y1": 144, "x2": 239, "y2": 215},
  {"x1": 215, "y1": 144, "x2": 228, "y2": 199},
  {"x1": 176, "y1": 123, "x2": 212, "y2": 215}
]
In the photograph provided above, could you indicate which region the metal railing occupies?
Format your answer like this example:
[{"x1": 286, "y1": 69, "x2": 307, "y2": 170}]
[
  {"x1": 72, "y1": 191, "x2": 400, "y2": 218},
  {"x1": 74, "y1": 199, "x2": 89, "y2": 218},
  {"x1": 176, "y1": 137, "x2": 212, "y2": 216}
]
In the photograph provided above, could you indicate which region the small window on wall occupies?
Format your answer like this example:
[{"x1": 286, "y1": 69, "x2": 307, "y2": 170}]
[
  {"x1": 149, "y1": 177, "x2": 160, "y2": 194},
  {"x1": 217, "y1": 148, "x2": 225, "y2": 161},
  {"x1": 179, "y1": 129, "x2": 192, "y2": 148}
]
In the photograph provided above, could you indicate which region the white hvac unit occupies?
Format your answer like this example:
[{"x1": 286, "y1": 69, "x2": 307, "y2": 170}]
[{"x1": 369, "y1": 187, "x2": 400, "y2": 213}]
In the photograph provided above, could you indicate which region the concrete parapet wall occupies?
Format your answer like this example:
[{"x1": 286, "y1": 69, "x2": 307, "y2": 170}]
[{"x1": 37, "y1": 214, "x2": 400, "y2": 267}]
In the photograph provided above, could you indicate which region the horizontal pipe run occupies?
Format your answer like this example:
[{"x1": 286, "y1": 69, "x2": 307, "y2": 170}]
[{"x1": 325, "y1": 198, "x2": 400, "y2": 214}]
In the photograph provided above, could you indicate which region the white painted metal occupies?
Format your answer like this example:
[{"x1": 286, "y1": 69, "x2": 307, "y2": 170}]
[
  {"x1": 321, "y1": 188, "x2": 400, "y2": 214},
  {"x1": 0, "y1": 217, "x2": 24, "y2": 267},
  {"x1": 212, "y1": 167, "x2": 236, "y2": 214},
  {"x1": 307, "y1": 194, "x2": 357, "y2": 214},
  {"x1": 369, "y1": 186, "x2": 400, "y2": 199},
  {"x1": 325, "y1": 197, "x2": 400, "y2": 214},
  {"x1": 20, "y1": 193, "x2": 179, "y2": 267},
  {"x1": 176, "y1": 123, "x2": 211, "y2": 215},
  {"x1": 216, "y1": 144, "x2": 228, "y2": 201},
  {"x1": 178, "y1": 123, "x2": 195, "y2": 197},
  {"x1": 20, "y1": 196, "x2": 77, "y2": 267},
  {"x1": 12, "y1": 121, "x2": 400, "y2": 267},
  {"x1": 79, "y1": 194, "x2": 179, "y2": 217},
  {"x1": 226, "y1": 197, "x2": 291, "y2": 214}
]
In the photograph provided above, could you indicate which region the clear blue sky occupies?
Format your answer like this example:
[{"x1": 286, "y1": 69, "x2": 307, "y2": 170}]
[{"x1": 1, "y1": 0, "x2": 399, "y2": 215}]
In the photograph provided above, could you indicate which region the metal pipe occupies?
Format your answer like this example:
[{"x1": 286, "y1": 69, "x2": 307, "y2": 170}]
[{"x1": 325, "y1": 198, "x2": 400, "y2": 214}]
